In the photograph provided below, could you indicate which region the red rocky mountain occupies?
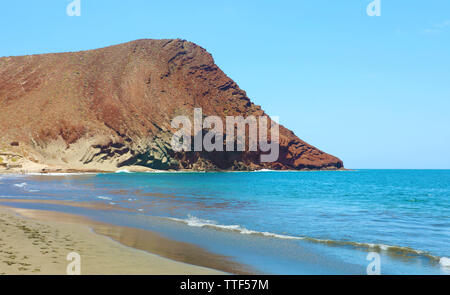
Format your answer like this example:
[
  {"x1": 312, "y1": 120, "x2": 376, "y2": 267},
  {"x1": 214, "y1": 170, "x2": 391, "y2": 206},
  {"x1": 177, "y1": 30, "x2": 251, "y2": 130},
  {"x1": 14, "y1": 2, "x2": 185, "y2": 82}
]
[{"x1": 0, "y1": 39, "x2": 343, "y2": 172}]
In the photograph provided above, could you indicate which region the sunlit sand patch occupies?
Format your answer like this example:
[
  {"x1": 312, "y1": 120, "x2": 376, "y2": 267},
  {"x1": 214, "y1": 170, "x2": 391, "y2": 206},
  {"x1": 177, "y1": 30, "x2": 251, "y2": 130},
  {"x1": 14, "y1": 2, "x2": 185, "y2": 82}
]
[{"x1": 0, "y1": 205, "x2": 252, "y2": 274}]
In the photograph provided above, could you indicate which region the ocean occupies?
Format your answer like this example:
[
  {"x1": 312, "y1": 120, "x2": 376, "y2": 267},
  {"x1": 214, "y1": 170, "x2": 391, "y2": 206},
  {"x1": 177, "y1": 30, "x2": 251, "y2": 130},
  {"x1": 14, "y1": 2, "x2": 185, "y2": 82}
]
[{"x1": 1, "y1": 170, "x2": 449, "y2": 274}]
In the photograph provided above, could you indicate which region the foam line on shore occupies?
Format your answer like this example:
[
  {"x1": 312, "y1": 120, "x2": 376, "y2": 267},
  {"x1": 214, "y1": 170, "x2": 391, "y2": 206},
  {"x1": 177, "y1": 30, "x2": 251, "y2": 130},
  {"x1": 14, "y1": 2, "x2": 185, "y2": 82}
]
[{"x1": 167, "y1": 215, "x2": 447, "y2": 264}]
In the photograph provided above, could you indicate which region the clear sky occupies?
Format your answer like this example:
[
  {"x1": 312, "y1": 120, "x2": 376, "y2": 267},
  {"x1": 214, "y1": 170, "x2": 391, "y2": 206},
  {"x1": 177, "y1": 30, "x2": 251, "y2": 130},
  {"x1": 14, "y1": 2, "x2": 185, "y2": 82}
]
[{"x1": 1, "y1": 1, "x2": 449, "y2": 169}]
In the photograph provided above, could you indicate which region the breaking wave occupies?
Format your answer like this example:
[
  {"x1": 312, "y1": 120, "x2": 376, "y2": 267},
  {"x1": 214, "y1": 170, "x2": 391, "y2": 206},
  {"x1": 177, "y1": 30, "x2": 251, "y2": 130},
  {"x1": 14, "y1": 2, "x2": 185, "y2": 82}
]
[
  {"x1": 167, "y1": 215, "x2": 445, "y2": 263},
  {"x1": 440, "y1": 257, "x2": 450, "y2": 268},
  {"x1": 115, "y1": 169, "x2": 132, "y2": 174}
]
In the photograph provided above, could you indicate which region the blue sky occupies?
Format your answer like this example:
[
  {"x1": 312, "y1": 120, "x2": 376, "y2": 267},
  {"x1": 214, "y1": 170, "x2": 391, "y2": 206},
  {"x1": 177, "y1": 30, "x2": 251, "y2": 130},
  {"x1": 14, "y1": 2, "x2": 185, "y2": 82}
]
[{"x1": 1, "y1": 1, "x2": 449, "y2": 169}]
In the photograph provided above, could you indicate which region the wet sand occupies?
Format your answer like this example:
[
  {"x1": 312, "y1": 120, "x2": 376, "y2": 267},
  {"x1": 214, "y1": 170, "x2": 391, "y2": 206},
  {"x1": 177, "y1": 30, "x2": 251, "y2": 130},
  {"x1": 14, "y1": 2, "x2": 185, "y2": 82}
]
[{"x1": 0, "y1": 206, "x2": 231, "y2": 275}]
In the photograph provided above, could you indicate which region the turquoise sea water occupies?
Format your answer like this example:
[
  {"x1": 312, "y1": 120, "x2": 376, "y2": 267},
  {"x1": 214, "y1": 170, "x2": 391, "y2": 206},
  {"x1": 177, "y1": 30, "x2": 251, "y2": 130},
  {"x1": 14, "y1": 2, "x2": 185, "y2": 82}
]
[{"x1": 0, "y1": 170, "x2": 449, "y2": 274}]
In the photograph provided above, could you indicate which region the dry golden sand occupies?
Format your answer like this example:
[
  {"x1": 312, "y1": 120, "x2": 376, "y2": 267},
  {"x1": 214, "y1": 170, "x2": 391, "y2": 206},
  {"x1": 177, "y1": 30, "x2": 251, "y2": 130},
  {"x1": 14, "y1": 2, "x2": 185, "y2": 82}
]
[{"x1": 0, "y1": 206, "x2": 226, "y2": 275}]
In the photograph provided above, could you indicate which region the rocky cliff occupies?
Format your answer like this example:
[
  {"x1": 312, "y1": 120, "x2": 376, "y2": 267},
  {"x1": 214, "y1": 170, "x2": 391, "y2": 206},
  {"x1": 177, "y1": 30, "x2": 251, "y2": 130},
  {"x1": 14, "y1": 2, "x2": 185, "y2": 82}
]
[{"x1": 0, "y1": 39, "x2": 343, "y2": 172}]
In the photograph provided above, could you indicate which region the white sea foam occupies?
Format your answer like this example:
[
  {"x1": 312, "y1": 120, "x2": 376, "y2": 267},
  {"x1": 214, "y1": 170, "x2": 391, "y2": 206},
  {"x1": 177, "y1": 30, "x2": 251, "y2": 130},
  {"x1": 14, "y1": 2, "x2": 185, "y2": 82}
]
[
  {"x1": 145, "y1": 170, "x2": 206, "y2": 174},
  {"x1": 168, "y1": 215, "x2": 308, "y2": 239},
  {"x1": 365, "y1": 243, "x2": 392, "y2": 251},
  {"x1": 115, "y1": 169, "x2": 132, "y2": 174},
  {"x1": 440, "y1": 257, "x2": 450, "y2": 268},
  {"x1": 167, "y1": 215, "x2": 440, "y2": 260},
  {"x1": 97, "y1": 196, "x2": 112, "y2": 201},
  {"x1": 11, "y1": 182, "x2": 39, "y2": 192}
]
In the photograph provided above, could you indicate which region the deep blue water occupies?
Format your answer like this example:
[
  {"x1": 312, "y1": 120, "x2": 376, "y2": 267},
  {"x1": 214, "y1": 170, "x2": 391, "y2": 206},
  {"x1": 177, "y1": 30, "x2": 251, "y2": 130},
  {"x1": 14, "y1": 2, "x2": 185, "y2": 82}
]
[{"x1": 1, "y1": 170, "x2": 449, "y2": 274}]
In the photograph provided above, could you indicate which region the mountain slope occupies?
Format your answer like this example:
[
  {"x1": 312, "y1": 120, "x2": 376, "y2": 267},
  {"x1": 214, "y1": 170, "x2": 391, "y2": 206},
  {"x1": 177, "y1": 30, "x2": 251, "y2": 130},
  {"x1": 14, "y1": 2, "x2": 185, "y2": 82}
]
[{"x1": 0, "y1": 39, "x2": 343, "y2": 172}]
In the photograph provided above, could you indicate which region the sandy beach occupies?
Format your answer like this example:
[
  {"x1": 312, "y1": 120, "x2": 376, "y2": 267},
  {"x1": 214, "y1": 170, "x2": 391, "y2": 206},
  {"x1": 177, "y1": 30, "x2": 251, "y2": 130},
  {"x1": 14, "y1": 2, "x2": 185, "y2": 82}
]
[{"x1": 0, "y1": 206, "x2": 227, "y2": 275}]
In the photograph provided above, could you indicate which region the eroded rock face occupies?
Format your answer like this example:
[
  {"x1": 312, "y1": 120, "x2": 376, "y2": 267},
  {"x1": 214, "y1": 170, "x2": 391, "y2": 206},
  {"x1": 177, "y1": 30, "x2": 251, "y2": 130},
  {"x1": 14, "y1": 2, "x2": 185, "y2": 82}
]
[{"x1": 0, "y1": 39, "x2": 343, "y2": 171}]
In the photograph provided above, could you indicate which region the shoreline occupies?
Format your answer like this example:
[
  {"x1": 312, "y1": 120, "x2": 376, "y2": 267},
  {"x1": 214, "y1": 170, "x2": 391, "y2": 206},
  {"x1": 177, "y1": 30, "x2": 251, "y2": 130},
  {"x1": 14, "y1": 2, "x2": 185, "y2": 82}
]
[
  {"x1": 1, "y1": 198, "x2": 446, "y2": 267},
  {"x1": 0, "y1": 205, "x2": 235, "y2": 275},
  {"x1": 1, "y1": 197, "x2": 448, "y2": 274},
  {"x1": 0, "y1": 156, "x2": 348, "y2": 175},
  {"x1": 0, "y1": 167, "x2": 350, "y2": 175}
]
